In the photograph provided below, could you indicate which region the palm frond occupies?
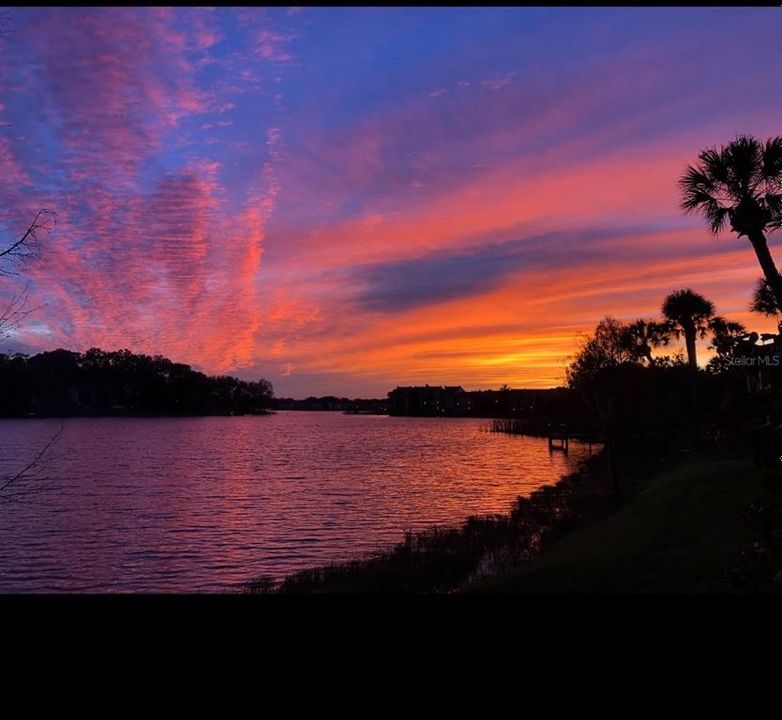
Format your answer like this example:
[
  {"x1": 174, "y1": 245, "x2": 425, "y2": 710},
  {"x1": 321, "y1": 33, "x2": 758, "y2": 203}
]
[
  {"x1": 750, "y1": 277, "x2": 780, "y2": 316},
  {"x1": 698, "y1": 147, "x2": 730, "y2": 185},
  {"x1": 761, "y1": 136, "x2": 782, "y2": 180},
  {"x1": 680, "y1": 135, "x2": 782, "y2": 262},
  {"x1": 705, "y1": 203, "x2": 730, "y2": 233},
  {"x1": 678, "y1": 165, "x2": 715, "y2": 194},
  {"x1": 662, "y1": 288, "x2": 715, "y2": 330},
  {"x1": 680, "y1": 185, "x2": 715, "y2": 211},
  {"x1": 724, "y1": 135, "x2": 763, "y2": 195},
  {"x1": 764, "y1": 191, "x2": 782, "y2": 231}
]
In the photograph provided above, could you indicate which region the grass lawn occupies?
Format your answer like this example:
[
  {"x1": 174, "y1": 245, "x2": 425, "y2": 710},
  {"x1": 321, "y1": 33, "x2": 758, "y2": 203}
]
[{"x1": 474, "y1": 450, "x2": 782, "y2": 593}]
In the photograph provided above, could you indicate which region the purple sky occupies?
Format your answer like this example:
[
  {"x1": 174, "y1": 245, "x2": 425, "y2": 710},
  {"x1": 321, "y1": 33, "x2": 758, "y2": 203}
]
[{"x1": 1, "y1": 7, "x2": 781, "y2": 396}]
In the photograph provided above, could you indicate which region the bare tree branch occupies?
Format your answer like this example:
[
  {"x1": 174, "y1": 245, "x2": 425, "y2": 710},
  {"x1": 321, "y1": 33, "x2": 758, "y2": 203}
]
[
  {"x1": 0, "y1": 282, "x2": 41, "y2": 341},
  {"x1": 0, "y1": 210, "x2": 55, "y2": 341},
  {"x1": 0, "y1": 423, "x2": 64, "y2": 497},
  {"x1": 0, "y1": 209, "x2": 57, "y2": 276},
  {"x1": 0, "y1": 16, "x2": 61, "y2": 506}
]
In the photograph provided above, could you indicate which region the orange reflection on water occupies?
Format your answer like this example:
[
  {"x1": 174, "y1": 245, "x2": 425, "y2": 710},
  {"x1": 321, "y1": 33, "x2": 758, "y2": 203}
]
[{"x1": 0, "y1": 413, "x2": 594, "y2": 591}]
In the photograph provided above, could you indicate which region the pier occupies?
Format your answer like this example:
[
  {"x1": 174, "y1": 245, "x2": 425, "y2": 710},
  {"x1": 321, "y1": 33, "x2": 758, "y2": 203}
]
[
  {"x1": 548, "y1": 424, "x2": 600, "y2": 453},
  {"x1": 548, "y1": 423, "x2": 569, "y2": 451}
]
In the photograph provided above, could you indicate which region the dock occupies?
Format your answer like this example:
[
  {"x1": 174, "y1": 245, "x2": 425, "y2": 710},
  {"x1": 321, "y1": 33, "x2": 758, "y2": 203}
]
[
  {"x1": 548, "y1": 423, "x2": 600, "y2": 453},
  {"x1": 548, "y1": 423, "x2": 569, "y2": 451}
]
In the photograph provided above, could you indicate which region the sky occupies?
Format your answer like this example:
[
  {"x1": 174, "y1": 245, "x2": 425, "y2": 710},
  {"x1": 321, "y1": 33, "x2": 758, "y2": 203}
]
[{"x1": 0, "y1": 7, "x2": 781, "y2": 397}]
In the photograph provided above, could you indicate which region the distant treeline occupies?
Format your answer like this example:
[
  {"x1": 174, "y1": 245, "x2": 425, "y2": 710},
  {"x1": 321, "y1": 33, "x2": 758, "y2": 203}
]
[
  {"x1": 276, "y1": 387, "x2": 585, "y2": 420},
  {"x1": 387, "y1": 385, "x2": 592, "y2": 424},
  {"x1": 274, "y1": 396, "x2": 388, "y2": 413},
  {"x1": 0, "y1": 348, "x2": 274, "y2": 417}
]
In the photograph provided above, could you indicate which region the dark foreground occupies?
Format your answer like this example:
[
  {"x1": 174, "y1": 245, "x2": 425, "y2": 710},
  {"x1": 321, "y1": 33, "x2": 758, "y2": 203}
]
[
  {"x1": 245, "y1": 440, "x2": 665, "y2": 594},
  {"x1": 246, "y1": 439, "x2": 782, "y2": 594},
  {"x1": 475, "y1": 449, "x2": 782, "y2": 593}
]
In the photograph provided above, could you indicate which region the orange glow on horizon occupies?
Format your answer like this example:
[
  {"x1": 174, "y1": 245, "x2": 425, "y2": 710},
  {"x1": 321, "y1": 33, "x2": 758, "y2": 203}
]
[{"x1": 3, "y1": 7, "x2": 782, "y2": 396}]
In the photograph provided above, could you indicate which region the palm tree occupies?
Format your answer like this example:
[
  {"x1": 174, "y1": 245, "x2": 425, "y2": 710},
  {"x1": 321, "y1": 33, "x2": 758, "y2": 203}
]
[
  {"x1": 680, "y1": 135, "x2": 782, "y2": 311},
  {"x1": 620, "y1": 319, "x2": 672, "y2": 366},
  {"x1": 662, "y1": 289, "x2": 715, "y2": 369},
  {"x1": 750, "y1": 277, "x2": 779, "y2": 317}
]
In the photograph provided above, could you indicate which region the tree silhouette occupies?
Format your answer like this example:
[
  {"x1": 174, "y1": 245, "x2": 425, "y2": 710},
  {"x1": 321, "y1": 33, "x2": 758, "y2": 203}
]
[
  {"x1": 0, "y1": 210, "x2": 57, "y2": 341},
  {"x1": 680, "y1": 135, "x2": 782, "y2": 311},
  {"x1": 0, "y1": 211, "x2": 59, "y2": 496},
  {"x1": 708, "y1": 316, "x2": 747, "y2": 357},
  {"x1": 750, "y1": 277, "x2": 779, "y2": 318},
  {"x1": 0, "y1": 348, "x2": 275, "y2": 417},
  {"x1": 566, "y1": 317, "x2": 635, "y2": 388},
  {"x1": 0, "y1": 16, "x2": 61, "y2": 497},
  {"x1": 620, "y1": 319, "x2": 672, "y2": 366},
  {"x1": 661, "y1": 289, "x2": 715, "y2": 370},
  {"x1": 0, "y1": 210, "x2": 56, "y2": 275}
]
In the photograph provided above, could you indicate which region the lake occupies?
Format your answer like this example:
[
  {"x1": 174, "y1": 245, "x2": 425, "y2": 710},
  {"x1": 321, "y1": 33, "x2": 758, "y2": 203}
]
[{"x1": 0, "y1": 412, "x2": 593, "y2": 592}]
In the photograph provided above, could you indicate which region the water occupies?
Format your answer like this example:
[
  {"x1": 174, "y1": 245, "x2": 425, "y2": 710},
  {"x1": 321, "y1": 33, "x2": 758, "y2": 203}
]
[{"x1": 0, "y1": 412, "x2": 593, "y2": 592}]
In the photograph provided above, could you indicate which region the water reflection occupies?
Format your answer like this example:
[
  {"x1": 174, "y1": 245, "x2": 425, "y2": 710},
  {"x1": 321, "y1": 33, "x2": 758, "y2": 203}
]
[{"x1": 0, "y1": 412, "x2": 592, "y2": 592}]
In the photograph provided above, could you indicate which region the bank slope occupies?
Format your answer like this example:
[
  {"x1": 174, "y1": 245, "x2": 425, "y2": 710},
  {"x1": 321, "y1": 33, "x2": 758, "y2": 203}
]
[{"x1": 474, "y1": 452, "x2": 779, "y2": 593}]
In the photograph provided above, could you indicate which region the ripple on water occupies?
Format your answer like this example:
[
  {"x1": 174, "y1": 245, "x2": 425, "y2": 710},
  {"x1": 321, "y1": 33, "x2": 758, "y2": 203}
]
[{"x1": 0, "y1": 413, "x2": 593, "y2": 592}]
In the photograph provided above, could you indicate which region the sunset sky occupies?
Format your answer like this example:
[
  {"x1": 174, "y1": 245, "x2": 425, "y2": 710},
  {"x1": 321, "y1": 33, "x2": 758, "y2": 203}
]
[{"x1": 1, "y1": 7, "x2": 781, "y2": 397}]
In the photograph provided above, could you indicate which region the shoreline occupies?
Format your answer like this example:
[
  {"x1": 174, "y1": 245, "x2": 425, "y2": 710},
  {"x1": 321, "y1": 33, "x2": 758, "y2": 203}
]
[
  {"x1": 473, "y1": 446, "x2": 781, "y2": 593},
  {"x1": 243, "y1": 438, "x2": 660, "y2": 594},
  {"x1": 0, "y1": 410, "x2": 275, "y2": 420}
]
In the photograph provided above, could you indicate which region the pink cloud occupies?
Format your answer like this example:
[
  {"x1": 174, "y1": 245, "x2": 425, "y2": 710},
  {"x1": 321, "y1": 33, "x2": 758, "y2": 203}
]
[
  {"x1": 0, "y1": 8, "x2": 299, "y2": 373},
  {"x1": 257, "y1": 29, "x2": 294, "y2": 62},
  {"x1": 0, "y1": 137, "x2": 30, "y2": 188}
]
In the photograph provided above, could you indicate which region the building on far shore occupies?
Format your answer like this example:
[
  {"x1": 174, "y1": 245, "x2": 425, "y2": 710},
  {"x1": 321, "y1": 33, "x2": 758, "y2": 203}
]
[
  {"x1": 273, "y1": 385, "x2": 582, "y2": 421},
  {"x1": 273, "y1": 396, "x2": 388, "y2": 413},
  {"x1": 387, "y1": 385, "x2": 571, "y2": 418},
  {"x1": 387, "y1": 385, "x2": 467, "y2": 416}
]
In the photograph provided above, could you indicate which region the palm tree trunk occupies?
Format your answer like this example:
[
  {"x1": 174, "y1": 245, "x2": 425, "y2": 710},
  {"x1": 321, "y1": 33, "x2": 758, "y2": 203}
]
[
  {"x1": 684, "y1": 327, "x2": 697, "y2": 370},
  {"x1": 749, "y1": 230, "x2": 782, "y2": 313},
  {"x1": 681, "y1": 324, "x2": 702, "y2": 447}
]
